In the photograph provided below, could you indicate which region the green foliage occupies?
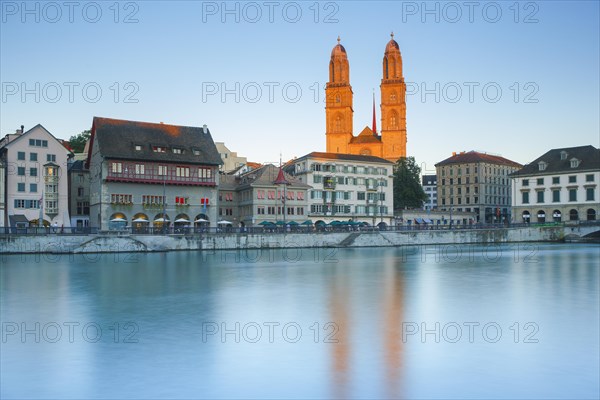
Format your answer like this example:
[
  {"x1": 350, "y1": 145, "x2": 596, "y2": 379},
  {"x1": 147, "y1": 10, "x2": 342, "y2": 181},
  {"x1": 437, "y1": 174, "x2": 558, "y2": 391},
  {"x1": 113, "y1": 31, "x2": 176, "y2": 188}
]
[
  {"x1": 393, "y1": 157, "x2": 428, "y2": 210},
  {"x1": 69, "y1": 130, "x2": 91, "y2": 153}
]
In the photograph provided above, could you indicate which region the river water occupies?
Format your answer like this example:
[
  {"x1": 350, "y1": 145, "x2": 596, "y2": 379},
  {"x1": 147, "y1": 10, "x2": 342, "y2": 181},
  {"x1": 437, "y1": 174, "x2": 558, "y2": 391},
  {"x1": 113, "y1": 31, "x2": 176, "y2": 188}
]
[{"x1": 1, "y1": 243, "x2": 599, "y2": 399}]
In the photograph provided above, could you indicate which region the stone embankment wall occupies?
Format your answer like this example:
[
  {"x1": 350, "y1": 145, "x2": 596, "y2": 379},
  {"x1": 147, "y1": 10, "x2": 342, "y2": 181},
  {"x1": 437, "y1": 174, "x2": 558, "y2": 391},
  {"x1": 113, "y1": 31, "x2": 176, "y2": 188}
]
[{"x1": 0, "y1": 225, "x2": 578, "y2": 255}]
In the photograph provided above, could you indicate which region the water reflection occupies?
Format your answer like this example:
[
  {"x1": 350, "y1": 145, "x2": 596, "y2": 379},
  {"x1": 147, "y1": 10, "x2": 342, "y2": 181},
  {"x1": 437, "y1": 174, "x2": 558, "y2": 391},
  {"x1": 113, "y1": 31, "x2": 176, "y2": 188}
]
[{"x1": 1, "y1": 244, "x2": 598, "y2": 399}]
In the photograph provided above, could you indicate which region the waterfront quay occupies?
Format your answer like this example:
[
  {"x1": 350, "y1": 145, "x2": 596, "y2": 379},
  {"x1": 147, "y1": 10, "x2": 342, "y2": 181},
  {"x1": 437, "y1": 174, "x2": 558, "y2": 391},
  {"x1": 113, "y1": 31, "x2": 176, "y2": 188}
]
[{"x1": 1, "y1": 222, "x2": 598, "y2": 255}]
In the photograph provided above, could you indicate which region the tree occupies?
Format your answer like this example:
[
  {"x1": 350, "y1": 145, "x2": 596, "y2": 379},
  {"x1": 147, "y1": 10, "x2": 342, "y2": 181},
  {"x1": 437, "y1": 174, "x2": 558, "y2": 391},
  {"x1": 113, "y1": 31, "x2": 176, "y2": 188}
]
[
  {"x1": 69, "y1": 130, "x2": 91, "y2": 153},
  {"x1": 393, "y1": 157, "x2": 428, "y2": 210}
]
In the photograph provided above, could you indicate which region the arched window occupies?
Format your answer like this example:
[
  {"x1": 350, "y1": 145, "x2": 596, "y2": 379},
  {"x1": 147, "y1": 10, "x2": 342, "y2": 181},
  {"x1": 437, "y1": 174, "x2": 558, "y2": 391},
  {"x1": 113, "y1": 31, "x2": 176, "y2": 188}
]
[
  {"x1": 360, "y1": 148, "x2": 372, "y2": 156},
  {"x1": 552, "y1": 210, "x2": 562, "y2": 222},
  {"x1": 587, "y1": 209, "x2": 596, "y2": 221},
  {"x1": 335, "y1": 114, "x2": 343, "y2": 132},
  {"x1": 537, "y1": 210, "x2": 546, "y2": 223},
  {"x1": 384, "y1": 58, "x2": 389, "y2": 79},
  {"x1": 522, "y1": 210, "x2": 531, "y2": 223},
  {"x1": 569, "y1": 209, "x2": 579, "y2": 221},
  {"x1": 390, "y1": 91, "x2": 397, "y2": 102}
]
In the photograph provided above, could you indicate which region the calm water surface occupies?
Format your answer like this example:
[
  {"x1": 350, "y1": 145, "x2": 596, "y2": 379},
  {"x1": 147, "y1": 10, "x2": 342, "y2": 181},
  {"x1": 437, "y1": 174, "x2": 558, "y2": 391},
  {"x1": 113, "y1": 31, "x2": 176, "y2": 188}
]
[{"x1": 1, "y1": 243, "x2": 599, "y2": 399}]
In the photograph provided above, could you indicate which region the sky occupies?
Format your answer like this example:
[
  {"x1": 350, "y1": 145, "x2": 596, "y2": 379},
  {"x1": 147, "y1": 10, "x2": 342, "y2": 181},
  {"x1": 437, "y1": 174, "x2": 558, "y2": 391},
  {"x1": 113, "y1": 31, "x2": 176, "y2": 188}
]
[{"x1": 1, "y1": 0, "x2": 599, "y2": 173}]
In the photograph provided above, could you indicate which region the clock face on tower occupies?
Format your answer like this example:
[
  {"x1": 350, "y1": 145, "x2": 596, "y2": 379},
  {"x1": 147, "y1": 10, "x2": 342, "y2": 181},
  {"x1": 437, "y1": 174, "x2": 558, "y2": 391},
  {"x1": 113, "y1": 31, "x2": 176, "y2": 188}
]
[{"x1": 360, "y1": 148, "x2": 372, "y2": 156}]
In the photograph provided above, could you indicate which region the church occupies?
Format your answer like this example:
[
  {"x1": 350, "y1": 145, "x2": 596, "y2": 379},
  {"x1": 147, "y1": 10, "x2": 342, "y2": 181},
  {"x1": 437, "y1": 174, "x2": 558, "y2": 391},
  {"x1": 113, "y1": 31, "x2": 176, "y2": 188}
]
[{"x1": 325, "y1": 34, "x2": 407, "y2": 163}]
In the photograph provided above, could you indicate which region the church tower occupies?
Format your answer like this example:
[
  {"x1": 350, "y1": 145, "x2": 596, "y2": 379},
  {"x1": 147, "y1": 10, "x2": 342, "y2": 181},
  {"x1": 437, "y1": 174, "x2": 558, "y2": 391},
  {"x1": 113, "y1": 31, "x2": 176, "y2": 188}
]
[
  {"x1": 380, "y1": 32, "x2": 407, "y2": 161},
  {"x1": 326, "y1": 37, "x2": 353, "y2": 154}
]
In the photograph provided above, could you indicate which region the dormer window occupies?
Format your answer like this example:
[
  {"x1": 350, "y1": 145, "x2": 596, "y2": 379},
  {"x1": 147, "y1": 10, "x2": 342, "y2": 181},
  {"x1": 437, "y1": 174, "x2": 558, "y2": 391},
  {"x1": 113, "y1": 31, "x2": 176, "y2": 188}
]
[
  {"x1": 173, "y1": 148, "x2": 183, "y2": 154},
  {"x1": 152, "y1": 146, "x2": 166, "y2": 153},
  {"x1": 538, "y1": 161, "x2": 547, "y2": 171},
  {"x1": 135, "y1": 144, "x2": 142, "y2": 151},
  {"x1": 570, "y1": 158, "x2": 580, "y2": 168},
  {"x1": 192, "y1": 149, "x2": 200, "y2": 156},
  {"x1": 560, "y1": 151, "x2": 568, "y2": 160}
]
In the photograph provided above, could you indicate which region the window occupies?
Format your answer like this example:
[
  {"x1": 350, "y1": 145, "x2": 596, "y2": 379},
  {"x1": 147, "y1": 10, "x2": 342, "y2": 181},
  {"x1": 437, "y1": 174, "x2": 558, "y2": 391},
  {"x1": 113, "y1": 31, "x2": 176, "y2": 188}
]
[
  {"x1": 586, "y1": 174, "x2": 595, "y2": 182},
  {"x1": 569, "y1": 189, "x2": 577, "y2": 202},
  {"x1": 536, "y1": 178, "x2": 544, "y2": 185},
  {"x1": 193, "y1": 149, "x2": 200, "y2": 156},
  {"x1": 29, "y1": 152, "x2": 37, "y2": 161},
  {"x1": 17, "y1": 167, "x2": 25, "y2": 176},
  {"x1": 17, "y1": 183, "x2": 25, "y2": 192},
  {"x1": 77, "y1": 201, "x2": 90, "y2": 215},
  {"x1": 14, "y1": 199, "x2": 25, "y2": 208},
  {"x1": 152, "y1": 146, "x2": 166, "y2": 153},
  {"x1": 570, "y1": 159, "x2": 580, "y2": 168},
  {"x1": 30, "y1": 183, "x2": 37, "y2": 192},
  {"x1": 586, "y1": 188, "x2": 595, "y2": 201},
  {"x1": 176, "y1": 166, "x2": 190, "y2": 177},
  {"x1": 17, "y1": 151, "x2": 25, "y2": 160},
  {"x1": 537, "y1": 191, "x2": 544, "y2": 203},
  {"x1": 357, "y1": 192, "x2": 366, "y2": 200},
  {"x1": 47, "y1": 154, "x2": 56, "y2": 162},
  {"x1": 111, "y1": 194, "x2": 133, "y2": 205},
  {"x1": 28, "y1": 139, "x2": 48, "y2": 147},
  {"x1": 568, "y1": 176, "x2": 577, "y2": 183},
  {"x1": 297, "y1": 207, "x2": 304, "y2": 215},
  {"x1": 522, "y1": 192, "x2": 530, "y2": 204},
  {"x1": 560, "y1": 151, "x2": 568, "y2": 160},
  {"x1": 135, "y1": 145, "x2": 142, "y2": 151},
  {"x1": 158, "y1": 165, "x2": 167, "y2": 176},
  {"x1": 78, "y1": 187, "x2": 84, "y2": 196},
  {"x1": 173, "y1": 148, "x2": 183, "y2": 154},
  {"x1": 111, "y1": 162, "x2": 122, "y2": 173},
  {"x1": 552, "y1": 190, "x2": 560, "y2": 203},
  {"x1": 30, "y1": 167, "x2": 37, "y2": 177},
  {"x1": 538, "y1": 162, "x2": 547, "y2": 171},
  {"x1": 135, "y1": 164, "x2": 145, "y2": 175},
  {"x1": 552, "y1": 177, "x2": 559, "y2": 185}
]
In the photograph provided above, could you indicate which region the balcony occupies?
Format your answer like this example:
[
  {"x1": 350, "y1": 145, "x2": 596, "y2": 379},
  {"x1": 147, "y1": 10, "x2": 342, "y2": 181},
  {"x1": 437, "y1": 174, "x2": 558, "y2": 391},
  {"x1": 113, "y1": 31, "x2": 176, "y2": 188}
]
[{"x1": 106, "y1": 165, "x2": 216, "y2": 187}]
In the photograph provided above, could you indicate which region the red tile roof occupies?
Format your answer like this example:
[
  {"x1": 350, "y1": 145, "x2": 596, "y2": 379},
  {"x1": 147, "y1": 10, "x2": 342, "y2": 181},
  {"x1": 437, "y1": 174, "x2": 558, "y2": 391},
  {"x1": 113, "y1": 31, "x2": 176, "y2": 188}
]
[{"x1": 435, "y1": 151, "x2": 522, "y2": 168}]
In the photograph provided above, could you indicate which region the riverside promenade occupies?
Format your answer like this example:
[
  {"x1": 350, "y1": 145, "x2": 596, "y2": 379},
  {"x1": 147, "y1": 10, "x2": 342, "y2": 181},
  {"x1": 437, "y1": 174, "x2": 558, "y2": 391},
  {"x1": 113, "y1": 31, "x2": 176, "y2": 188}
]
[{"x1": 1, "y1": 222, "x2": 599, "y2": 255}]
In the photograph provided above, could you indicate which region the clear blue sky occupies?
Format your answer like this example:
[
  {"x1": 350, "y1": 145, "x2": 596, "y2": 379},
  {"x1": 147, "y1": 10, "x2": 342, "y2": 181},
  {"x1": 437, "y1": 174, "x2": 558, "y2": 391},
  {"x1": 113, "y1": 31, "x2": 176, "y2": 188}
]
[{"x1": 1, "y1": 1, "x2": 598, "y2": 172}]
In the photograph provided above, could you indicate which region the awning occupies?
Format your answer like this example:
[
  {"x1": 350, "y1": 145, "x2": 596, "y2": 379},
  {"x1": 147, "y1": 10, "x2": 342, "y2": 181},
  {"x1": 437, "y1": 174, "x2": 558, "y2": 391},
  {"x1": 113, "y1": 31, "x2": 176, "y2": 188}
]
[
  {"x1": 132, "y1": 218, "x2": 149, "y2": 223},
  {"x1": 424, "y1": 219, "x2": 433, "y2": 224},
  {"x1": 174, "y1": 218, "x2": 190, "y2": 223},
  {"x1": 414, "y1": 218, "x2": 423, "y2": 224},
  {"x1": 9, "y1": 214, "x2": 29, "y2": 226},
  {"x1": 110, "y1": 217, "x2": 127, "y2": 222},
  {"x1": 217, "y1": 220, "x2": 232, "y2": 225}
]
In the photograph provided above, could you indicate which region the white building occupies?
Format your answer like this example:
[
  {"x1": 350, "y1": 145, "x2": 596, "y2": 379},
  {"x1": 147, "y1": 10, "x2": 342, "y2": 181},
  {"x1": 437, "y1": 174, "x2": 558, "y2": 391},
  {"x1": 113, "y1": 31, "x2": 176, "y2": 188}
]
[
  {"x1": 288, "y1": 152, "x2": 394, "y2": 228},
  {"x1": 511, "y1": 145, "x2": 600, "y2": 223},
  {"x1": 0, "y1": 125, "x2": 72, "y2": 228},
  {"x1": 422, "y1": 174, "x2": 437, "y2": 210}
]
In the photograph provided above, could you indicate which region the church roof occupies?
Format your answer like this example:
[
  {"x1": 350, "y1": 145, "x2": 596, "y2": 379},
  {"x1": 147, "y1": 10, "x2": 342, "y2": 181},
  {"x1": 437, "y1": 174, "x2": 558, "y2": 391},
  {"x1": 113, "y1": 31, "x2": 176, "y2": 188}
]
[
  {"x1": 385, "y1": 32, "x2": 400, "y2": 54},
  {"x1": 331, "y1": 36, "x2": 347, "y2": 58},
  {"x1": 350, "y1": 127, "x2": 382, "y2": 144}
]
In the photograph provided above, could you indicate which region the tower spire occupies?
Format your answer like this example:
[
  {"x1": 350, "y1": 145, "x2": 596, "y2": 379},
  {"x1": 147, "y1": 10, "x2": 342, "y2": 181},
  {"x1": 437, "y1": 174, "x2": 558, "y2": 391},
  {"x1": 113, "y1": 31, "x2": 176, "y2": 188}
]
[{"x1": 372, "y1": 90, "x2": 377, "y2": 135}]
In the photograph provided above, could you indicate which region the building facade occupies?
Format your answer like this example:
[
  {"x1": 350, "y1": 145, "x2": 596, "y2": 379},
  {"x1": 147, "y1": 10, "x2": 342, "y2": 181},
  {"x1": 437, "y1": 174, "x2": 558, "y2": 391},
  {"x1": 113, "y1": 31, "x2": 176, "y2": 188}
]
[
  {"x1": 219, "y1": 164, "x2": 310, "y2": 227},
  {"x1": 0, "y1": 124, "x2": 72, "y2": 228},
  {"x1": 289, "y1": 152, "x2": 394, "y2": 227},
  {"x1": 68, "y1": 159, "x2": 90, "y2": 229},
  {"x1": 87, "y1": 117, "x2": 222, "y2": 231},
  {"x1": 325, "y1": 34, "x2": 407, "y2": 163},
  {"x1": 511, "y1": 145, "x2": 599, "y2": 223},
  {"x1": 215, "y1": 142, "x2": 247, "y2": 173},
  {"x1": 422, "y1": 174, "x2": 437, "y2": 210},
  {"x1": 435, "y1": 151, "x2": 522, "y2": 223}
]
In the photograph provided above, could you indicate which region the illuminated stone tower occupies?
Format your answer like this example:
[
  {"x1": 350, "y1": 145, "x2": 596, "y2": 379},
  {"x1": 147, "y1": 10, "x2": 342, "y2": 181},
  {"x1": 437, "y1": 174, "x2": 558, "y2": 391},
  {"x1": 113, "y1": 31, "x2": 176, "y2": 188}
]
[
  {"x1": 380, "y1": 32, "x2": 407, "y2": 161},
  {"x1": 325, "y1": 37, "x2": 354, "y2": 154}
]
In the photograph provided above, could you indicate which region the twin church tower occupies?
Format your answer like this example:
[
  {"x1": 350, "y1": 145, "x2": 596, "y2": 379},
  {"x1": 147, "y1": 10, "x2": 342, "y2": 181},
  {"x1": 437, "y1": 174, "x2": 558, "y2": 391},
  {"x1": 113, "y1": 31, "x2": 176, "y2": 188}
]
[{"x1": 325, "y1": 33, "x2": 407, "y2": 163}]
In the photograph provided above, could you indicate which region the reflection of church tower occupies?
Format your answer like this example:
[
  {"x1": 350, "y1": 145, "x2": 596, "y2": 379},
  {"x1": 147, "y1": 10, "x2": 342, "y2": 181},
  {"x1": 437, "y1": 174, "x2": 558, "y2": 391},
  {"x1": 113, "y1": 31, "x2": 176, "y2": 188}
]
[
  {"x1": 380, "y1": 32, "x2": 407, "y2": 161},
  {"x1": 325, "y1": 37, "x2": 353, "y2": 154}
]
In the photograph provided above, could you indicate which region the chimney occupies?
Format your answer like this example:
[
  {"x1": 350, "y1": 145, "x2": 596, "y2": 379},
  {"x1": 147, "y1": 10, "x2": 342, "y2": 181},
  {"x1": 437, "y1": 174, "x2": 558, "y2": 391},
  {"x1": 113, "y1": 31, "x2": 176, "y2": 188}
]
[
  {"x1": 452, "y1": 152, "x2": 456, "y2": 156},
  {"x1": 20, "y1": 125, "x2": 24, "y2": 133},
  {"x1": 202, "y1": 124, "x2": 208, "y2": 134}
]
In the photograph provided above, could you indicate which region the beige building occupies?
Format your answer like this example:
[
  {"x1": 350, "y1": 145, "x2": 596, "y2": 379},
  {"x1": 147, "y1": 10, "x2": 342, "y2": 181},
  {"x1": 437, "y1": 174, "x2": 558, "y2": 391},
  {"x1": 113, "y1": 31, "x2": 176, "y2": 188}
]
[
  {"x1": 218, "y1": 164, "x2": 311, "y2": 227},
  {"x1": 435, "y1": 151, "x2": 522, "y2": 223},
  {"x1": 215, "y1": 142, "x2": 247, "y2": 173}
]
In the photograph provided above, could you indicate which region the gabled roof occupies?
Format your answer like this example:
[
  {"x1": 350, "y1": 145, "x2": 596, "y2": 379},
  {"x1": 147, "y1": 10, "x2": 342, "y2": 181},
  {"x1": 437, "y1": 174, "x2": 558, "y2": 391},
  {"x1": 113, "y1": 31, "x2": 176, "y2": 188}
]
[
  {"x1": 349, "y1": 126, "x2": 382, "y2": 144},
  {"x1": 295, "y1": 151, "x2": 393, "y2": 164},
  {"x1": 0, "y1": 124, "x2": 73, "y2": 156},
  {"x1": 88, "y1": 117, "x2": 223, "y2": 166},
  {"x1": 237, "y1": 164, "x2": 310, "y2": 189},
  {"x1": 435, "y1": 151, "x2": 522, "y2": 168},
  {"x1": 510, "y1": 145, "x2": 600, "y2": 177}
]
